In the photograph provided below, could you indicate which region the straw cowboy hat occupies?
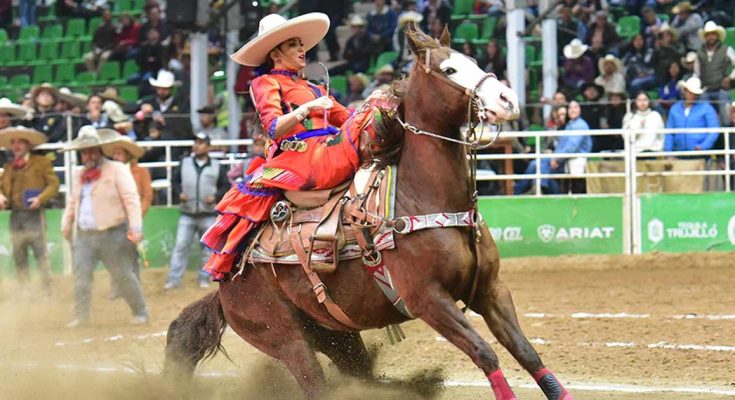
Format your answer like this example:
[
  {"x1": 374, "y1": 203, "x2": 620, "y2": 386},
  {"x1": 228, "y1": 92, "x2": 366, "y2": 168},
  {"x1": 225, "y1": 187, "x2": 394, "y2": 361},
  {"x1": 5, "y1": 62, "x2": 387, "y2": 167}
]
[
  {"x1": 102, "y1": 135, "x2": 145, "y2": 159},
  {"x1": 598, "y1": 54, "x2": 624, "y2": 74},
  {"x1": 230, "y1": 13, "x2": 330, "y2": 67},
  {"x1": 678, "y1": 76, "x2": 704, "y2": 95},
  {"x1": 57, "y1": 87, "x2": 88, "y2": 108},
  {"x1": 699, "y1": 21, "x2": 726, "y2": 42},
  {"x1": 60, "y1": 125, "x2": 120, "y2": 152},
  {"x1": 348, "y1": 14, "x2": 366, "y2": 27},
  {"x1": 349, "y1": 73, "x2": 371, "y2": 89},
  {"x1": 30, "y1": 83, "x2": 59, "y2": 101},
  {"x1": 672, "y1": 1, "x2": 695, "y2": 14},
  {"x1": 98, "y1": 87, "x2": 128, "y2": 106},
  {"x1": 563, "y1": 39, "x2": 589, "y2": 60},
  {"x1": 103, "y1": 100, "x2": 129, "y2": 123},
  {"x1": 148, "y1": 69, "x2": 177, "y2": 88},
  {"x1": 658, "y1": 22, "x2": 678, "y2": 40},
  {"x1": 0, "y1": 97, "x2": 29, "y2": 117},
  {"x1": 398, "y1": 11, "x2": 423, "y2": 27},
  {"x1": 0, "y1": 126, "x2": 46, "y2": 148},
  {"x1": 374, "y1": 63, "x2": 395, "y2": 77}
]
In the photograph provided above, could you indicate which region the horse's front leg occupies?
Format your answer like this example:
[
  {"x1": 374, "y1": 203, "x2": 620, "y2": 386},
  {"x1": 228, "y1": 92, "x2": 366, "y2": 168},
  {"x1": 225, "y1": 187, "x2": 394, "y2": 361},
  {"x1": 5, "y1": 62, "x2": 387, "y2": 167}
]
[{"x1": 410, "y1": 287, "x2": 518, "y2": 400}]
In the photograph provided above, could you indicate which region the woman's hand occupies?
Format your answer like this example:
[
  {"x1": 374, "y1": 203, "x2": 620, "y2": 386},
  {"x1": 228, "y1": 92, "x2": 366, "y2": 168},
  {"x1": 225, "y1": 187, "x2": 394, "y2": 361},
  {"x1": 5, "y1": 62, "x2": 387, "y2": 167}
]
[{"x1": 298, "y1": 96, "x2": 333, "y2": 114}]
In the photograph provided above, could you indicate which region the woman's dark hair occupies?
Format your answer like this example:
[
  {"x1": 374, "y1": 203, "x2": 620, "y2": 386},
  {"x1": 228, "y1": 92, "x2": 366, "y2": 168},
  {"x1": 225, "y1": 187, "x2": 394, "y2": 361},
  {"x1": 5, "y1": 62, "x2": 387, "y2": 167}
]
[{"x1": 665, "y1": 60, "x2": 682, "y2": 81}]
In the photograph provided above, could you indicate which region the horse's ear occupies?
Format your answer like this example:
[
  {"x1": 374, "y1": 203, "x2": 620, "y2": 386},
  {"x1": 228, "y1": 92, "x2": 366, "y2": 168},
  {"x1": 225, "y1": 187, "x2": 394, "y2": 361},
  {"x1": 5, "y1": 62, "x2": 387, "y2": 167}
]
[
  {"x1": 405, "y1": 22, "x2": 421, "y2": 58},
  {"x1": 439, "y1": 25, "x2": 451, "y2": 48}
]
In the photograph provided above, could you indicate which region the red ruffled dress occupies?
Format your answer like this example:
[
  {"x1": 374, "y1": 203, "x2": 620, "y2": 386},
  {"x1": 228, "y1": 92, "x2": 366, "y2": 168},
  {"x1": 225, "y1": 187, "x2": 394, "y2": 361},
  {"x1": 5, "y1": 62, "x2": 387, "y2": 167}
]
[{"x1": 201, "y1": 69, "x2": 375, "y2": 280}]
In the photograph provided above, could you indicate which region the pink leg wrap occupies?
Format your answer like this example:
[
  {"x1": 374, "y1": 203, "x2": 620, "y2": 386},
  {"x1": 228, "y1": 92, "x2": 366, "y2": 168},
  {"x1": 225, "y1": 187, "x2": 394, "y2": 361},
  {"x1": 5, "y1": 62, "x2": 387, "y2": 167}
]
[
  {"x1": 487, "y1": 369, "x2": 517, "y2": 400},
  {"x1": 534, "y1": 368, "x2": 574, "y2": 400}
]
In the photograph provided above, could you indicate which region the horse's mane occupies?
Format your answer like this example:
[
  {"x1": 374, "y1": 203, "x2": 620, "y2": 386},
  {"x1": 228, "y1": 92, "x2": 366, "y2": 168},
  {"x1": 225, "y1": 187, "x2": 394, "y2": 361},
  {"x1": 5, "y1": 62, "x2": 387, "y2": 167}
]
[{"x1": 370, "y1": 25, "x2": 450, "y2": 169}]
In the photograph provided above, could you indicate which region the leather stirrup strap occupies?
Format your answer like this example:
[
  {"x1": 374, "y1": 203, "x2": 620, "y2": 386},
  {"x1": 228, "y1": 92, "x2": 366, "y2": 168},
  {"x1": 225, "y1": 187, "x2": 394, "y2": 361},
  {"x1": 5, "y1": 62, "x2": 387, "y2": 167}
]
[{"x1": 289, "y1": 228, "x2": 365, "y2": 330}]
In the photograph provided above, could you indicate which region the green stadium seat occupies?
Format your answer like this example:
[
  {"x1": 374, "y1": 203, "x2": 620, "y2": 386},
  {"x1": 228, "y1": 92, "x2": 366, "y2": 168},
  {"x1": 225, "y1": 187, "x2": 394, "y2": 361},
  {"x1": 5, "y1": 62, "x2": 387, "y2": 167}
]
[
  {"x1": 38, "y1": 4, "x2": 57, "y2": 23},
  {"x1": 0, "y1": 75, "x2": 7, "y2": 86},
  {"x1": 646, "y1": 90, "x2": 659, "y2": 100},
  {"x1": 17, "y1": 26, "x2": 40, "y2": 44},
  {"x1": 0, "y1": 45, "x2": 14, "y2": 66},
  {"x1": 657, "y1": 13, "x2": 670, "y2": 23},
  {"x1": 38, "y1": 41, "x2": 59, "y2": 61},
  {"x1": 65, "y1": 18, "x2": 87, "y2": 40},
  {"x1": 369, "y1": 51, "x2": 397, "y2": 74},
  {"x1": 10, "y1": 43, "x2": 37, "y2": 66},
  {"x1": 98, "y1": 60, "x2": 121, "y2": 83},
  {"x1": 122, "y1": 59, "x2": 139, "y2": 79},
  {"x1": 55, "y1": 64, "x2": 76, "y2": 84},
  {"x1": 114, "y1": 0, "x2": 133, "y2": 14},
  {"x1": 33, "y1": 64, "x2": 53, "y2": 84},
  {"x1": 72, "y1": 71, "x2": 97, "y2": 87},
  {"x1": 0, "y1": 28, "x2": 7, "y2": 44},
  {"x1": 451, "y1": 0, "x2": 473, "y2": 21},
  {"x1": 616, "y1": 16, "x2": 640, "y2": 40},
  {"x1": 88, "y1": 17, "x2": 103, "y2": 36},
  {"x1": 9, "y1": 74, "x2": 31, "y2": 88},
  {"x1": 331, "y1": 75, "x2": 347, "y2": 96},
  {"x1": 726, "y1": 27, "x2": 735, "y2": 49},
  {"x1": 452, "y1": 21, "x2": 479, "y2": 45},
  {"x1": 41, "y1": 24, "x2": 63, "y2": 43},
  {"x1": 119, "y1": 85, "x2": 139, "y2": 103}
]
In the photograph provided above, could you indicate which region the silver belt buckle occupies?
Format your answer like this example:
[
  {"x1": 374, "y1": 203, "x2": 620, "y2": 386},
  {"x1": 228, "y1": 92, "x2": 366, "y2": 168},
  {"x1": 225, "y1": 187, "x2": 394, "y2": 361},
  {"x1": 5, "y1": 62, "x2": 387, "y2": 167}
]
[{"x1": 280, "y1": 139, "x2": 308, "y2": 152}]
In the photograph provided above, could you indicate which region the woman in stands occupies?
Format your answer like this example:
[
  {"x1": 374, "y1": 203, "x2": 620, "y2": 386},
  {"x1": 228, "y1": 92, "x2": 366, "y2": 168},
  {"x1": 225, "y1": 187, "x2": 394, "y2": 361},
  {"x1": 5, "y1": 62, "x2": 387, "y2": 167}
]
[{"x1": 200, "y1": 13, "x2": 371, "y2": 280}]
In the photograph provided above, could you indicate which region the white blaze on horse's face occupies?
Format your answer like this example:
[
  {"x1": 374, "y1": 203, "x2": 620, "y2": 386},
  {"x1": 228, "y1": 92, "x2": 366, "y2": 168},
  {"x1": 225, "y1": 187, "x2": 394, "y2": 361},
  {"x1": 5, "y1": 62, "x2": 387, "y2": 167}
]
[{"x1": 439, "y1": 52, "x2": 520, "y2": 124}]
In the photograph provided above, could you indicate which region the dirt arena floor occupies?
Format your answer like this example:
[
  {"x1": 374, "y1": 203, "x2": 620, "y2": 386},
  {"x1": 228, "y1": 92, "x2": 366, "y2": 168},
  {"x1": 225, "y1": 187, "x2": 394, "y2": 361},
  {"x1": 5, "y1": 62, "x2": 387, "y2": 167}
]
[{"x1": 1, "y1": 251, "x2": 734, "y2": 400}]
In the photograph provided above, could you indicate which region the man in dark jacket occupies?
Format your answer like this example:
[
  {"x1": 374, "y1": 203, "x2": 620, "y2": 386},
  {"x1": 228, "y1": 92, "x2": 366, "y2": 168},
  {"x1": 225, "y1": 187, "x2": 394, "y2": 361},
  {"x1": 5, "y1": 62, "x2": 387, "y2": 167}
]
[
  {"x1": 343, "y1": 15, "x2": 377, "y2": 73},
  {"x1": 164, "y1": 133, "x2": 228, "y2": 290},
  {"x1": 83, "y1": 8, "x2": 118, "y2": 72}
]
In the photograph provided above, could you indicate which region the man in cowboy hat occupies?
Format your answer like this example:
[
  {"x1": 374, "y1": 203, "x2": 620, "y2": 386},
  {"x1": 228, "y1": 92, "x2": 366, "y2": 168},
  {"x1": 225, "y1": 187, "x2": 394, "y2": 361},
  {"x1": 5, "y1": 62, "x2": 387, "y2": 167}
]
[
  {"x1": 61, "y1": 125, "x2": 149, "y2": 327},
  {"x1": 102, "y1": 135, "x2": 151, "y2": 299},
  {"x1": 665, "y1": 77, "x2": 720, "y2": 153},
  {"x1": 654, "y1": 23, "x2": 684, "y2": 79},
  {"x1": 672, "y1": 1, "x2": 704, "y2": 51},
  {"x1": 196, "y1": 105, "x2": 226, "y2": 142},
  {"x1": 0, "y1": 127, "x2": 59, "y2": 292},
  {"x1": 594, "y1": 54, "x2": 627, "y2": 100},
  {"x1": 29, "y1": 83, "x2": 66, "y2": 143},
  {"x1": 164, "y1": 132, "x2": 229, "y2": 290},
  {"x1": 139, "y1": 69, "x2": 192, "y2": 142},
  {"x1": 561, "y1": 39, "x2": 595, "y2": 92},
  {"x1": 696, "y1": 21, "x2": 735, "y2": 125},
  {"x1": 342, "y1": 14, "x2": 375, "y2": 73},
  {"x1": 0, "y1": 98, "x2": 30, "y2": 166}
]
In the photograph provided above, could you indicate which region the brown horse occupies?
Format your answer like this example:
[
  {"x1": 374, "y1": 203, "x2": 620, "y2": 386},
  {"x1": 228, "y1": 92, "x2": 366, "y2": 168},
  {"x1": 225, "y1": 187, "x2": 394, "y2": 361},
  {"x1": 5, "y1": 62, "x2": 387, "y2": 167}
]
[{"x1": 164, "y1": 26, "x2": 573, "y2": 400}]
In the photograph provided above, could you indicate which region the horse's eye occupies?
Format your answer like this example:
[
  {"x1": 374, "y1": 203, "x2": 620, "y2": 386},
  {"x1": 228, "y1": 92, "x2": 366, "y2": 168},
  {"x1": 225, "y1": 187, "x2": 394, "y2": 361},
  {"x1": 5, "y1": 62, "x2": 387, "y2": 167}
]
[{"x1": 443, "y1": 67, "x2": 457, "y2": 75}]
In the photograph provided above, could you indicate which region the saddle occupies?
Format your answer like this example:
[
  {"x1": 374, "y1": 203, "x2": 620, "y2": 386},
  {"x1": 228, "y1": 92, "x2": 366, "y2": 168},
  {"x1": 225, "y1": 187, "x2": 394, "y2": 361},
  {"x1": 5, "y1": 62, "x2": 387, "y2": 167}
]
[{"x1": 250, "y1": 166, "x2": 398, "y2": 273}]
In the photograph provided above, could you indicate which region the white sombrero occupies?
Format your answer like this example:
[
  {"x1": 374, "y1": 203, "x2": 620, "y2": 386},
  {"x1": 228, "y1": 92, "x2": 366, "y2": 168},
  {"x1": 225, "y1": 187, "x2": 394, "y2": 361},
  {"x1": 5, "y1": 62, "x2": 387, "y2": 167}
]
[
  {"x1": 678, "y1": 76, "x2": 704, "y2": 95},
  {"x1": 598, "y1": 54, "x2": 624, "y2": 74},
  {"x1": 563, "y1": 39, "x2": 588, "y2": 60},
  {"x1": 0, "y1": 126, "x2": 46, "y2": 148},
  {"x1": 699, "y1": 20, "x2": 726, "y2": 42},
  {"x1": 58, "y1": 87, "x2": 88, "y2": 108},
  {"x1": 60, "y1": 125, "x2": 121, "y2": 152},
  {"x1": 148, "y1": 69, "x2": 177, "y2": 88},
  {"x1": 230, "y1": 13, "x2": 330, "y2": 67},
  {"x1": 0, "y1": 97, "x2": 29, "y2": 117},
  {"x1": 102, "y1": 135, "x2": 145, "y2": 159}
]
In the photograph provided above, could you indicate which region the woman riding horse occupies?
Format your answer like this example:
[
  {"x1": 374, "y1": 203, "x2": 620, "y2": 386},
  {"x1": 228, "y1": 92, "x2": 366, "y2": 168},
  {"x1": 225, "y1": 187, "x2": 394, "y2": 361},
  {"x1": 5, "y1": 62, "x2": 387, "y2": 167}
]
[{"x1": 201, "y1": 13, "x2": 375, "y2": 280}]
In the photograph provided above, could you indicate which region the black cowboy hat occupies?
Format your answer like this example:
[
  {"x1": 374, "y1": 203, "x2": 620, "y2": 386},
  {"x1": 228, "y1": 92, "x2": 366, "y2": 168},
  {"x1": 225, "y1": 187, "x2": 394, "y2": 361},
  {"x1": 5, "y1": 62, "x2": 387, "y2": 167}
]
[{"x1": 580, "y1": 82, "x2": 605, "y2": 99}]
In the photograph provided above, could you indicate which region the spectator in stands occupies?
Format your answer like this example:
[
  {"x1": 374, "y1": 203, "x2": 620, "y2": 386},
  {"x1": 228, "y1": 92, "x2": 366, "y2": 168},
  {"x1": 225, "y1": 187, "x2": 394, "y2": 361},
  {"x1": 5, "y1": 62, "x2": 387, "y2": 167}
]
[
  {"x1": 30, "y1": 84, "x2": 65, "y2": 143},
  {"x1": 557, "y1": 6, "x2": 584, "y2": 55},
  {"x1": 596, "y1": 81, "x2": 626, "y2": 150},
  {"x1": 18, "y1": 0, "x2": 36, "y2": 27},
  {"x1": 165, "y1": 30, "x2": 186, "y2": 75},
  {"x1": 102, "y1": 136, "x2": 152, "y2": 300},
  {"x1": 546, "y1": 104, "x2": 568, "y2": 130},
  {"x1": 394, "y1": 9, "x2": 423, "y2": 68},
  {"x1": 665, "y1": 76, "x2": 720, "y2": 153},
  {"x1": 696, "y1": 21, "x2": 735, "y2": 125},
  {"x1": 461, "y1": 42, "x2": 476, "y2": 59},
  {"x1": 345, "y1": 73, "x2": 370, "y2": 106},
  {"x1": 133, "y1": 28, "x2": 165, "y2": 92},
  {"x1": 585, "y1": 11, "x2": 620, "y2": 54},
  {"x1": 140, "y1": 70, "x2": 191, "y2": 142},
  {"x1": 58, "y1": 0, "x2": 104, "y2": 18},
  {"x1": 196, "y1": 105, "x2": 226, "y2": 141},
  {"x1": 477, "y1": 39, "x2": 506, "y2": 79},
  {"x1": 315, "y1": 0, "x2": 349, "y2": 61},
  {"x1": 594, "y1": 54, "x2": 626, "y2": 99},
  {"x1": 343, "y1": 15, "x2": 375, "y2": 73},
  {"x1": 368, "y1": 0, "x2": 399, "y2": 53},
  {"x1": 61, "y1": 126, "x2": 148, "y2": 328},
  {"x1": 138, "y1": 3, "x2": 169, "y2": 44},
  {"x1": 0, "y1": 0, "x2": 11, "y2": 31},
  {"x1": 654, "y1": 23, "x2": 684, "y2": 81},
  {"x1": 362, "y1": 64, "x2": 395, "y2": 98},
  {"x1": 82, "y1": 94, "x2": 112, "y2": 129},
  {"x1": 0, "y1": 127, "x2": 59, "y2": 293},
  {"x1": 514, "y1": 101, "x2": 591, "y2": 194},
  {"x1": 623, "y1": 91, "x2": 665, "y2": 153},
  {"x1": 671, "y1": 1, "x2": 703, "y2": 51},
  {"x1": 580, "y1": 82, "x2": 605, "y2": 130},
  {"x1": 421, "y1": 0, "x2": 451, "y2": 31},
  {"x1": 84, "y1": 8, "x2": 118, "y2": 72},
  {"x1": 164, "y1": 132, "x2": 228, "y2": 290},
  {"x1": 680, "y1": 51, "x2": 698, "y2": 79},
  {"x1": 659, "y1": 60, "x2": 683, "y2": 115},
  {"x1": 561, "y1": 39, "x2": 595, "y2": 92},
  {"x1": 112, "y1": 13, "x2": 141, "y2": 62},
  {"x1": 226, "y1": 134, "x2": 267, "y2": 185},
  {"x1": 622, "y1": 34, "x2": 657, "y2": 95},
  {"x1": 641, "y1": 6, "x2": 663, "y2": 48}
]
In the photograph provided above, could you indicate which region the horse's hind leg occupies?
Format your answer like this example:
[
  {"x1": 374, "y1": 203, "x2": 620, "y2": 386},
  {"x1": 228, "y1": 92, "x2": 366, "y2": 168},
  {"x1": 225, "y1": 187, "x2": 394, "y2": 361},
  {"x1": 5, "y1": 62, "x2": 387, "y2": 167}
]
[
  {"x1": 411, "y1": 288, "x2": 517, "y2": 400},
  {"x1": 218, "y1": 272, "x2": 327, "y2": 398},
  {"x1": 472, "y1": 279, "x2": 573, "y2": 400},
  {"x1": 303, "y1": 320, "x2": 374, "y2": 380}
]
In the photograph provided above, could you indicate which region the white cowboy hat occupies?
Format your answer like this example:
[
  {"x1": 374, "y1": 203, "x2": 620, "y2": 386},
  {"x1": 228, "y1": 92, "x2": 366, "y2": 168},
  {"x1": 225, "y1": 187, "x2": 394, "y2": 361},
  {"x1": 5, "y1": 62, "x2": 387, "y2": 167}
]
[
  {"x1": 102, "y1": 135, "x2": 145, "y2": 159},
  {"x1": 58, "y1": 87, "x2": 88, "y2": 108},
  {"x1": 563, "y1": 39, "x2": 589, "y2": 60},
  {"x1": 0, "y1": 97, "x2": 29, "y2": 117},
  {"x1": 398, "y1": 11, "x2": 423, "y2": 27},
  {"x1": 60, "y1": 125, "x2": 120, "y2": 152},
  {"x1": 348, "y1": 14, "x2": 366, "y2": 26},
  {"x1": 678, "y1": 76, "x2": 704, "y2": 95},
  {"x1": 102, "y1": 100, "x2": 129, "y2": 123},
  {"x1": 598, "y1": 54, "x2": 623, "y2": 74},
  {"x1": 683, "y1": 51, "x2": 697, "y2": 64},
  {"x1": 374, "y1": 63, "x2": 395, "y2": 77},
  {"x1": 658, "y1": 22, "x2": 678, "y2": 40},
  {"x1": 699, "y1": 20, "x2": 726, "y2": 42},
  {"x1": 0, "y1": 126, "x2": 46, "y2": 148},
  {"x1": 230, "y1": 13, "x2": 330, "y2": 67},
  {"x1": 148, "y1": 69, "x2": 177, "y2": 88}
]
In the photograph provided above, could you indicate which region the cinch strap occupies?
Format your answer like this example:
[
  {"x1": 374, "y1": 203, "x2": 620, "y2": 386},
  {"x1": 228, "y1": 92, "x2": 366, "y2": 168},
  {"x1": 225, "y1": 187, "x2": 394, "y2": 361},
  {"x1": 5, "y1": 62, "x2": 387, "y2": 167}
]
[{"x1": 392, "y1": 211, "x2": 481, "y2": 235}]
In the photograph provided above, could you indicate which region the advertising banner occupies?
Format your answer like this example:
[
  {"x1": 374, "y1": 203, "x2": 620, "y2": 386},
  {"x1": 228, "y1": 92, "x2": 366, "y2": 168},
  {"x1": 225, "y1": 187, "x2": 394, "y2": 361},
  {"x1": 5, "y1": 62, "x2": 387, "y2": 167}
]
[
  {"x1": 478, "y1": 196, "x2": 624, "y2": 257},
  {"x1": 640, "y1": 193, "x2": 735, "y2": 253}
]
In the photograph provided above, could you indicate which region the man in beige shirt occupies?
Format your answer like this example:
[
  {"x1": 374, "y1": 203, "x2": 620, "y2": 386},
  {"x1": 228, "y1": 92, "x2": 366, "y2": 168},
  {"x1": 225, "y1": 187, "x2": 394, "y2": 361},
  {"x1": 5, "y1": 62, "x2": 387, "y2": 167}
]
[{"x1": 61, "y1": 126, "x2": 148, "y2": 328}]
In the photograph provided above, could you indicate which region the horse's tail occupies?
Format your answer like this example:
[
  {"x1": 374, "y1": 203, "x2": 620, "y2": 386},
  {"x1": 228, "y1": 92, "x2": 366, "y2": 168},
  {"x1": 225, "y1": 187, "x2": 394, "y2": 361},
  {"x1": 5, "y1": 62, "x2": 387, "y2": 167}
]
[{"x1": 163, "y1": 290, "x2": 227, "y2": 378}]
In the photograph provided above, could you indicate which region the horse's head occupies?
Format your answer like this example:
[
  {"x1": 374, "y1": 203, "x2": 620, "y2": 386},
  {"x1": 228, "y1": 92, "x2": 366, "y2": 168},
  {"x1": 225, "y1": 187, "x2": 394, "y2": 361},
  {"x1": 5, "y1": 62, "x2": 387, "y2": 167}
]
[{"x1": 404, "y1": 24, "x2": 520, "y2": 125}]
